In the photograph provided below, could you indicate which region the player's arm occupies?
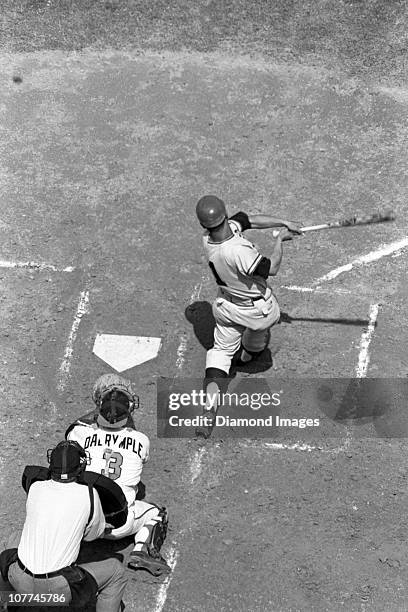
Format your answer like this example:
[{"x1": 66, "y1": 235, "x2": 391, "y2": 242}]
[
  {"x1": 248, "y1": 214, "x2": 302, "y2": 234},
  {"x1": 248, "y1": 229, "x2": 293, "y2": 278},
  {"x1": 230, "y1": 211, "x2": 301, "y2": 234},
  {"x1": 268, "y1": 229, "x2": 293, "y2": 276}
]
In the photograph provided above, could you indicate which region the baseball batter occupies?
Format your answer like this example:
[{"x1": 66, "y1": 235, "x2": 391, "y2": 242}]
[
  {"x1": 66, "y1": 374, "x2": 170, "y2": 577},
  {"x1": 195, "y1": 195, "x2": 301, "y2": 434}
]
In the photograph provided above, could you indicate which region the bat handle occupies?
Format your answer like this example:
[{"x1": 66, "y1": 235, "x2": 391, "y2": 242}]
[{"x1": 300, "y1": 224, "x2": 330, "y2": 232}]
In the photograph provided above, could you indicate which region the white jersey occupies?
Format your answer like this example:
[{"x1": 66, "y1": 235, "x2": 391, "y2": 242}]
[
  {"x1": 203, "y1": 218, "x2": 269, "y2": 300},
  {"x1": 67, "y1": 422, "x2": 150, "y2": 505},
  {"x1": 18, "y1": 480, "x2": 105, "y2": 573}
]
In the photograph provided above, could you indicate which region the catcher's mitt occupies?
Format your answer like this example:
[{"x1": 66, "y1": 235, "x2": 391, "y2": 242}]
[{"x1": 92, "y1": 373, "x2": 139, "y2": 411}]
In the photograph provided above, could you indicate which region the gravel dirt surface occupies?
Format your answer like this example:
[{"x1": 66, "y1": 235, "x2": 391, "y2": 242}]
[{"x1": 0, "y1": 2, "x2": 407, "y2": 611}]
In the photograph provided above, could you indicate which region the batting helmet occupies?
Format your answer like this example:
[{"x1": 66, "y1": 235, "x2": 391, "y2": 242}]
[
  {"x1": 47, "y1": 440, "x2": 87, "y2": 482},
  {"x1": 196, "y1": 195, "x2": 227, "y2": 229}
]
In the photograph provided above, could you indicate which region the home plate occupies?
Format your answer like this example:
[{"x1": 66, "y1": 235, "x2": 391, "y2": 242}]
[{"x1": 93, "y1": 334, "x2": 162, "y2": 372}]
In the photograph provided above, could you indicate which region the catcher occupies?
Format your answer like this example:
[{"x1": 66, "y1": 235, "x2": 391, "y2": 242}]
[
  {"x1": 195, "y1": 195, "x2": 301, "y2": 435},
  {"x1": 66, "y1": 374, "x2": 171, "y2": 577}
]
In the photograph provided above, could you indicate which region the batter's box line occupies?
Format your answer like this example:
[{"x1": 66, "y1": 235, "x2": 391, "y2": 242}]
[
  {"x1": 245, "y1": 432, "x2": 352, "y2": 454},
  {"x1": 152, "y1": 545, "x2": 179, "y2": 612},
  {"x1": 283, "y1": 236, "x2": 408, "y2": 294},
  {"x1": 0, "y1": 259, "x2": 75, "y2": 272}
]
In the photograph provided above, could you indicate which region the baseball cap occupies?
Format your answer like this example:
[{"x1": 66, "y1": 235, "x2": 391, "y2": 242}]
[
  {"x1": 97, "y1": 390, "x2": 130, "y2": 429},
  {"x1": 48, "y1": 441, "x2": 85, "y2": 481}
]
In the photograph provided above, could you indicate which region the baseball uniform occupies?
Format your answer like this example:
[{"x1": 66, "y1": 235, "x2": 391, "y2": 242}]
[
  {"x1": 204, "y1": 213, "x2": 280, "y2": 374},
  {"x1": 5, "y1": 463, "x2": 126, "y2": 612}
]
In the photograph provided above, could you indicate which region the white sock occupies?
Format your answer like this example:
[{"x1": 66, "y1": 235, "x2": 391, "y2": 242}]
[{"x1": 205, "y1": 382, "x2": 220, "y2": 411}]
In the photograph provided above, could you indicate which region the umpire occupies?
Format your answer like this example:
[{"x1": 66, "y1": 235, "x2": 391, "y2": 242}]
[{"x1": 0, "y1": 441, "x2": 127, "y2": 611}]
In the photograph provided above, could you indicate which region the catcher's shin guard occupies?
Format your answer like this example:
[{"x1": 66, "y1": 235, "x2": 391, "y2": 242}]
[
  {"x1": 128, "y1": 508, "x2": 170, "y2": 576},
  {"x1": 149, "y1": 506, "x2": 168, "y2": 552}
]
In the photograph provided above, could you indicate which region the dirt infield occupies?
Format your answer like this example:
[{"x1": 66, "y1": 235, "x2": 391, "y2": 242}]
[{"x1": 0, "y1": 8, "x2": 407, "y2": 611}]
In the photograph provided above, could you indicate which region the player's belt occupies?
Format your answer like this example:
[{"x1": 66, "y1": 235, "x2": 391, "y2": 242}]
[
  {"x1": 220, "y1": 289, "x2": 271, "y2": 307},
  {"x1": 17, "y1": 556, "x2": 71, "y2": 579}
]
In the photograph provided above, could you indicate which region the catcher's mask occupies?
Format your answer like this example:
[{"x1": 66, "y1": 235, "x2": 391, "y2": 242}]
[
  {"x1": 92, "y1": 374, "x2": 139, "y2": 430},
  {"x1": 47, "y1": 441, "x2": 87, "y2": 482},
  {"x1": 97, "y1": 389, "x2": 132, "y2": 429}
]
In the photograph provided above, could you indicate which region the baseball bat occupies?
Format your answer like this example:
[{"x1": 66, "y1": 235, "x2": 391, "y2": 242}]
[{"x1": 300, "y1": 210, "x2": 396, "y2": 233}]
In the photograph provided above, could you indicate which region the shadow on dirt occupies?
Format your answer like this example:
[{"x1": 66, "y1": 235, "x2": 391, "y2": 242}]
[
  {"x1": 317, "y1": 379, "x2": 408, "y2": 438},
  {"x1": 185, "y1": 300, "x2": 274, "y2": 375},
  {"x1": 185, "y1": 302, "x2": 374, "y2": 353},
  {"x1": 279, "y1": 311, "x2": 375, "y2": 327},
  {"x1": 185, "y1": 300, "x2": 215, "y2": 350}
]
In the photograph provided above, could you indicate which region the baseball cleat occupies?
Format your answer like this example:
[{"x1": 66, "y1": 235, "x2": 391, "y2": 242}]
[{"x1": 128, "y1": 550, "x2": 171, "y2": 576}]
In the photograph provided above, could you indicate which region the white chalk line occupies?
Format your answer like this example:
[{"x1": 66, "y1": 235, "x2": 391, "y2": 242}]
[
  {"x1": 154, "y1": 279, "x2": 205, "y2": 612},
  {"x1": 314, "y1": 237, "x2": 408, "y2": 285},
  {"x1": 57, "y1": 290, "x2": 90, "y2": 391},
  {"x1": 190, "y1": 446, "x2": 207, "y2": 483},
  {"x1": 261, "y1": 442, "x2": 346, "y2": 454},
  {"x1": 153, "y1": 546, "x2": 179, "y2": 612},
  {"x1": 0, "y1": 259, "x2": 74, "y2": 272},
  {"x1": 283, "y1": 237, "x2": 408, "y2": 293},
  {"x1": 190, "y1": 280, "x2": 203, "y2": 303},
  {"x1": 174, "y1": 281, "x2": 203, "y2": 372},
  {"x1": 282, "y1": 285, "x2": 351, "y2": 294},
  {"x1": 176, "y1": 279, "x2": 207, "y2": 484},
  {"x1": 182, "y1": 279, "x2": 209, "y2": 485},
  {"x1": 355, "y1": 303, "x2": 380, "y2": 378},
  {"x1": 175, "y1": 334, "x2": 188, "y2": 371},
  {"x1": 335, "y1": 303, "x2": 380, "y2": 447},
  {"x1": 174, "y1": 278, "x2": 208, "y2": 484}
]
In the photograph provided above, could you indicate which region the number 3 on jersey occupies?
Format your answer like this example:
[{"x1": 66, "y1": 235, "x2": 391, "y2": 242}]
[
  {"x1": 102, "y1": 449, "x2": 123, "y2": 480},
  {"x1": 208, "y1": 261, "x2": 226, "y2": 286}
]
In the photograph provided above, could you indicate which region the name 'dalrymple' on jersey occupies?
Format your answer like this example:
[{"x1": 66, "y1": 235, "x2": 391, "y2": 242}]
[{"x1": 84, "y1": 431, "x2": 145, "y2": 457}]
